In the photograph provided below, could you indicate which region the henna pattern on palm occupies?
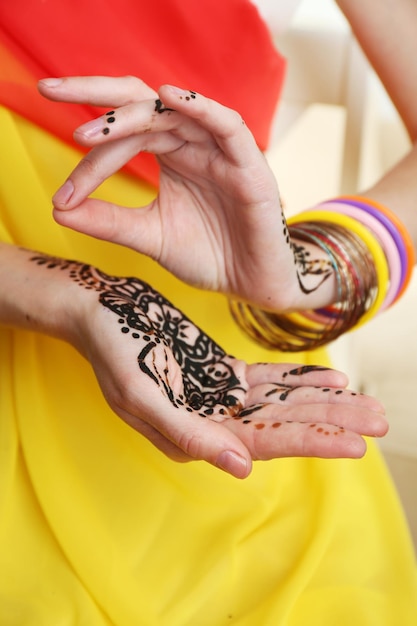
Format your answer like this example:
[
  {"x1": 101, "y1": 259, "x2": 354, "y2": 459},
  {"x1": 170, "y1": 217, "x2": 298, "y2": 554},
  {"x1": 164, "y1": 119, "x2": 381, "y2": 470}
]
[
  {"x1": 154, "y1": 99, "x2": 175, "y2": 114},
  {"x1": 30, "y1": 255, "x2": 353, "y2": 440},
  {"x1": 30, "y1": 255, "x2": 244, "y2": 418}
]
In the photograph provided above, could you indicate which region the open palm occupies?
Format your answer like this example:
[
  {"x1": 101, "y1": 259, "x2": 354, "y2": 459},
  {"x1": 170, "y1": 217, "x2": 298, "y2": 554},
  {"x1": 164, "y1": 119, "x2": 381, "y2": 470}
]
[{"x1": 31, "y1": 253, "x2": 387, "y2": 478}]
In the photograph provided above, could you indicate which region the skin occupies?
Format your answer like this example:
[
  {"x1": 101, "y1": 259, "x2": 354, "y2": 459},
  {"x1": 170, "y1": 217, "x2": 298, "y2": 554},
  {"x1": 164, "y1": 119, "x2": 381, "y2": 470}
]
[
  {"x1": 3, "y1": 0, "x2": 416, "y2": 476},
  {"x1": 335, "y1": 0, "x2": 417, "y2": 254},
  {"x1": 39, "y1": 78, "x2": 336, "y2": 313},
  {"x1": 0, "y1": 244, "x2": 386, "y2": 478},
  {"x1": 36, "y1": 0, "x2": 417, "y2": 310}
]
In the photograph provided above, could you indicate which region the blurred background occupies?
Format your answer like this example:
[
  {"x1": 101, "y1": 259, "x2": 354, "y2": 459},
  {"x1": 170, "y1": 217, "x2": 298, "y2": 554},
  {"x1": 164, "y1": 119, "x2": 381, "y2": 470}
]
[{"x1": 259, "y1": 0, "x2": 417, "y2": 550}]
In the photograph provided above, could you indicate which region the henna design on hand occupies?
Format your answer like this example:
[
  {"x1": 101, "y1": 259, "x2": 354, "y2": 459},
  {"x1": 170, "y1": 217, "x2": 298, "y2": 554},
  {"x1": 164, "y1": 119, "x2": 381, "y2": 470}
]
[
  {"x1": 179, "y1": 90, "x2": 196, "y2": 101},
  {"x1": 292, "y1": 243, "x2": 333, "y2": 294},
  {"x1": 228, "y1": 361, "x2": 351, "y2": 435},
  {"x1": 282, "y1": 210, "x2": 332, "y2": 295},
  {"x1": 155, "y1": 99, "x2": 175, "y2": 114},
  {"x1": 102, "y1": 110, "x2": 116, "y2": 135},
  {"x1": 282, "y1": 365, "x2": 330, "y2": 377},
  {"x1": 30, "y1": 255, "x2": 245, "y2": 418}
]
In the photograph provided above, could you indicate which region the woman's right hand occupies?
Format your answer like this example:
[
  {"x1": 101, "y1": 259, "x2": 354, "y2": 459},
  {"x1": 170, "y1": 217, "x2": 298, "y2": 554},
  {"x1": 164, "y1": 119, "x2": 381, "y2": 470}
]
[{"x1": 38, "y1": 76, "x2": 336, "y2": 313}]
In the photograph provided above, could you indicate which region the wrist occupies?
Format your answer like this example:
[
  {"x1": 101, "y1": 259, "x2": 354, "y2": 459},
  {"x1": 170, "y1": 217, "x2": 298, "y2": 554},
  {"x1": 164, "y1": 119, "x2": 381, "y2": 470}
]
[{"x1": 0, "y1": 244, "x2": 92, "y2": 349}]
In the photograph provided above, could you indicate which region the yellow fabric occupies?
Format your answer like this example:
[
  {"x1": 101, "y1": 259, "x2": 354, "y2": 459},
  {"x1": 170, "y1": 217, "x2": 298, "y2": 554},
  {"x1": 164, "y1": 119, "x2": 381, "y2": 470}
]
[{"x1": 1, "y1": 106, "x2": 416, "y2": 625}]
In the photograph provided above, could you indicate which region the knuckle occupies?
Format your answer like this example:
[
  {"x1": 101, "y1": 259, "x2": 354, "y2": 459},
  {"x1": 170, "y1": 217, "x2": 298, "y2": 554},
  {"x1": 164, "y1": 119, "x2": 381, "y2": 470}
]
[
  {"x1": 121, "y1": 75, "x2": 154, "y2": 102},
  {"x1": 177, "y1": 430, "x2": 205, "y2": 460},
  {"x1": 76, "y1": 155, "x2": 101, "y2": 178},
  {"x1": 121, "y1": 74, "x2": 141, "y2": 89},
  {"x1": 109, "y1": 385, "x2": 131, "y2": 413}
]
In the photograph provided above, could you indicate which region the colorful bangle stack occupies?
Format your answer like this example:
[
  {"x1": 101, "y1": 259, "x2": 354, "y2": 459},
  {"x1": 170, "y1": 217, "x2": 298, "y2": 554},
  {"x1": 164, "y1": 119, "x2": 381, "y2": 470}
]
[
  {"x1": 228, "y1": 195, "x2": 415, "y2": 352},
  {"x1": 326, "y1": 196, "x2": 415, "y2": 304}
]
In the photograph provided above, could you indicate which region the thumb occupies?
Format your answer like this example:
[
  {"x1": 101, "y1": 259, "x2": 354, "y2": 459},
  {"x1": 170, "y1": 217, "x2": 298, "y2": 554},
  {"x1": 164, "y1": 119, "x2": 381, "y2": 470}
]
[{"x1": 53, "y1": 197, "x2": 161, "y2": 257}]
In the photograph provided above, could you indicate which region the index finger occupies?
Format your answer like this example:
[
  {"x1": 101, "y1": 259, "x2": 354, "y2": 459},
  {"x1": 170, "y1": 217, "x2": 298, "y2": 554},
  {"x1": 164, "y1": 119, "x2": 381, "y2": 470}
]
[{"x1": 38, "y1": 75, "x2": 157, "y2": 107}]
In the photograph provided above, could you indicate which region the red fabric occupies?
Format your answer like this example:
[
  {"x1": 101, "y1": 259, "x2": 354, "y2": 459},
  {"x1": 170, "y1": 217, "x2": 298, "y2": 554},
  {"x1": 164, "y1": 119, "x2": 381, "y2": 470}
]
[{"x1": 0, "y1": 0, "x2": 286, "y2": 186}]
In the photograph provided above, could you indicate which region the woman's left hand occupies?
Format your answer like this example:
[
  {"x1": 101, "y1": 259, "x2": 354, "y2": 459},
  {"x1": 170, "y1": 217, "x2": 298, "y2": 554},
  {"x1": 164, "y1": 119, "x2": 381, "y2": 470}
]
[
  {"x1": 39, "y1": 75, "x2": 308, "y2": 312},
  {"x1": 32, "y1": 252, "x2": 385, "y2": 478}
]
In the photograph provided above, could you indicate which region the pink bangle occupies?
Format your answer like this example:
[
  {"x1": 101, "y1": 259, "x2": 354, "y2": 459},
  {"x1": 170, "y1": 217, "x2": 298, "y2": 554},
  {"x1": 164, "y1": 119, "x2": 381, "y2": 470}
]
[{"x1": 317, "y1": 201, "x2": 402, "y2": 310}]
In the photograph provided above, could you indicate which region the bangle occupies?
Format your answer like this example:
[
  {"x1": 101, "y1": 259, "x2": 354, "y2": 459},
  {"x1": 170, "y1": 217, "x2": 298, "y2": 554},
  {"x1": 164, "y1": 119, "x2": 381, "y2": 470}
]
[
  {"x1": 329, "y1": 195, "x2": 415, "y2": 303},
  {"x1": 316, "y1": 201, "x2": 401, "y2": 310},
  {"x1": 229, "y1": 217, "x2": 378, "y2": 351},
  {"x1": 290, "y1": 210, "x2": 389, "y2": 326},
  {"x1": 228, "y1": 197, "x2": 404, "y2": 352}
]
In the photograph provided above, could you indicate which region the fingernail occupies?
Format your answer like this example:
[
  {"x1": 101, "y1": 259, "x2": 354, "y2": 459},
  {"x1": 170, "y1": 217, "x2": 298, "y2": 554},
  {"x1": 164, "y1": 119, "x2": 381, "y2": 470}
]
[
  {"x1": 216, "y1": 450, "x2": 248, "y2": 479},
  {"x1": 166, "y1": 85, "x2": 189, "y2": 95},
  {"x1": 52, "y1": 179, "x2": 74, "y2": 207},
  {"x1": 75, "y1": 117, "x2": 105, "y2": 138},
  {"x1": 39, "y1": 77, "x2": 63, "y2": 88},
  {"x1": 165, "y1": 85, "x2": 197, "y2": 99}
]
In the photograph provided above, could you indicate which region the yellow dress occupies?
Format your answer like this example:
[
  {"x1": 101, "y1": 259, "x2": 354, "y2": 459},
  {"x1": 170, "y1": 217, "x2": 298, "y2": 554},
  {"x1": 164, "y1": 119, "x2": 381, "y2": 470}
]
[{"x1": 1, "y1": 106, "x2": 416, "y2": 625}]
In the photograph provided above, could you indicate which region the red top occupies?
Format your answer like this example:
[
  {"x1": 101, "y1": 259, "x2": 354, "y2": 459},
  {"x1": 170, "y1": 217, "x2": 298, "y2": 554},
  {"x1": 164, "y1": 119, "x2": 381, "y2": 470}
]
[{"x1": 0, "y1": 0, "x2": 286, "y2": 186}]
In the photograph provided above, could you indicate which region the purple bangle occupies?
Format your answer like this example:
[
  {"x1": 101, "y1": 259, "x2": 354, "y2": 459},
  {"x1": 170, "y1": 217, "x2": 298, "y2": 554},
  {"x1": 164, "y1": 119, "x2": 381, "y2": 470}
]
[
  {"x1": 318, "y1": 201, "x2": 402, "y2": 310},
  {"x1": 322, "y1": 197, "x2": 408, "y2": 296}
]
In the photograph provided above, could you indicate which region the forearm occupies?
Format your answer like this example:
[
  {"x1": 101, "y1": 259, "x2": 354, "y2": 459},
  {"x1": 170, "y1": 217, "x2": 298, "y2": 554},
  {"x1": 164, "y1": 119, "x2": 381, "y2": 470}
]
[
  {"x1": 336, "y1": 0, "x2": 417, "y2": 141},
  {"x1": 359, "y1": 141, "x2": 417, "y2": 254},
  {"x1": 289, "y1": 142, "x2": 417, "y2": 311}
]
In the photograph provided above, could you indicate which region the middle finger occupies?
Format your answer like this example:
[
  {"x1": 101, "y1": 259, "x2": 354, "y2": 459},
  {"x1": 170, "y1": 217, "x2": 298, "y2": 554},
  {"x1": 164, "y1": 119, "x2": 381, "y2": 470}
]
[{"x1": 73, "y1": 99, "x2": 210, "y2": 146}]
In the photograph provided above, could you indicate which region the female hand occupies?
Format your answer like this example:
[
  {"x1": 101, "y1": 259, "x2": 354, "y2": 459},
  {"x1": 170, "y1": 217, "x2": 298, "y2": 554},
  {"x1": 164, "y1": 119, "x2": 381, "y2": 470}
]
[
  {"x1": 30, "y1": 252, "x2": 388, "y2": 479},
  {"x1": 38, "y1": 76, "x2": 312, "y2": 312}
]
